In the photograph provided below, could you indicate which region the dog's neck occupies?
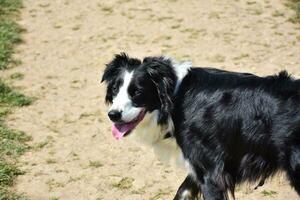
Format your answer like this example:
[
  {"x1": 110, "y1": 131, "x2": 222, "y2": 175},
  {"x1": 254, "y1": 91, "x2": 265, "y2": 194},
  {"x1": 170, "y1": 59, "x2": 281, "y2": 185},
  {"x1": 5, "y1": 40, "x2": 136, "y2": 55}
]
[{"x1": 166, "y1": 57, "x2": 192, "y2": 95}]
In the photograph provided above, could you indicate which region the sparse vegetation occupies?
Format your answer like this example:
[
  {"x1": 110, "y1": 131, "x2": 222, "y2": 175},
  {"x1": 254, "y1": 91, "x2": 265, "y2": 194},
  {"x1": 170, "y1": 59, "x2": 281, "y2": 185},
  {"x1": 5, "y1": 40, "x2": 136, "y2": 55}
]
[
  {"x1": 101, "y1": 6, "x2": 113, "y2": 14},
  {"x1": 272, "y1": 10, "x2": 285, "y2": 17},
  {"x1": 0, "y1": 0, "x2": 23, "y2": 70},
  {"x1": 0, "y1": 81, "x2": 32, "y2": 107},
  {"x1": 0, "y1": 0, "x2": 31, "y2": 199},
  {"x1": 150, "y1": 188, "x2": 173, "y2": 200},
  {"x1": 286, "y1": 0, "x2": 300, "y2": 23},
  {"x1": 0, "y1": 122, "x2": 31, "y2": 158},
  {"x1": 0, "y1": 80, "x2": 31, "y2": 200},
  {"x1": 0, "y1": 20, "x2": 23, "y2": 70},
  {"x1": 0, "y1": 80, "x2": 31, "y2": 199},
  {"x1": 0, "y1": 188, "x2": 27, "y2": 200},
  {"x1": 89, "y1": 160, "x2": 103, "y2": 168},
  {"x1": 71, "y1": 25, "x2": 81, "y2": 31},
  {"x1": 49, "y1": 197, "x2": 59, "y2": 200},
  {"x1": 209, "y1": 54, "x2": 226, "y2": 63},
  {"x1": 233, "y1": 53, "x2": 250, "y2": 60},
  {"x1": 10, "y1": 73, "x2": 24, "y2": 80},
  {"x1": 46, "y1": 158, "x2": 57, "y2": 164},
  {"x1": 261, "y1": 189, "x2": 278, "y2": 197},
  {"x1": 46, "y1": 179, "x2": 65, "y2": 191},
  {"x1": 112, "y1": 177, "x2": 134, "y2": 190}
]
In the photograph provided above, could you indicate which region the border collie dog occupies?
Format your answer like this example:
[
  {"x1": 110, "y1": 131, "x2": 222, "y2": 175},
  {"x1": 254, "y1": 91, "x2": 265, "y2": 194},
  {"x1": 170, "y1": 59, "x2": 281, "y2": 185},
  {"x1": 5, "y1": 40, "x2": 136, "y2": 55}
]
[{"x1": 101, "y1": 53, "x2": 300, "y2": 200}]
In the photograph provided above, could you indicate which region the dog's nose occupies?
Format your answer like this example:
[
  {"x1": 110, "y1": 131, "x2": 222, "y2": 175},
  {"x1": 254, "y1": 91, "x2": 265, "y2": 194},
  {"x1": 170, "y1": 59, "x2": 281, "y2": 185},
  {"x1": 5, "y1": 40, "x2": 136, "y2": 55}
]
[{"x1": 108, "y1": 110, "x2": 122, "y2": 122}]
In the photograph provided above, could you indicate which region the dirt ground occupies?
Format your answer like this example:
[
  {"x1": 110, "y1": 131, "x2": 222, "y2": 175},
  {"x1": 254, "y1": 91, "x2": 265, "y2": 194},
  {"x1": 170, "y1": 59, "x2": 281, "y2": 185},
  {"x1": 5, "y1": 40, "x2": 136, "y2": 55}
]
[{"x1": 1, "y1": 0, "x2": 299, "y2": 199}]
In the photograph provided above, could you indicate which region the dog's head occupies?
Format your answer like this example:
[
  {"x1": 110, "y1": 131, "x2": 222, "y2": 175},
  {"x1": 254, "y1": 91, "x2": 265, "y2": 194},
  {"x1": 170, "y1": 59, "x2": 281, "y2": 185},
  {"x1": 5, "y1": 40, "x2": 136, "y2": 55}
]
[{"x1": 101, "y1": 53, "x2": 177, "y2": 139}]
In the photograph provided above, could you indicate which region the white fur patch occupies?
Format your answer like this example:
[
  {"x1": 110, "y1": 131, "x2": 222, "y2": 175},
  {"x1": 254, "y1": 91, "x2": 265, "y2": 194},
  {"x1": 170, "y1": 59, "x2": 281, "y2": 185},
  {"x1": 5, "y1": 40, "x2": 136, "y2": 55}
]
[
  {"x1": 167, "y1": 57, "x2": 192, "y2": 94},
  {"x1": 185, "y1": 160, "x2": 197, "y2": 181},
  {"x1": 180, "y1": 190, "x2": 192, "y2": 200},
  {"x1": 127, "y1": 110, "x2": 184, "y2": 166},
  {"x1": 109, "y1": 71, "x2": 142, "y2": 122}
]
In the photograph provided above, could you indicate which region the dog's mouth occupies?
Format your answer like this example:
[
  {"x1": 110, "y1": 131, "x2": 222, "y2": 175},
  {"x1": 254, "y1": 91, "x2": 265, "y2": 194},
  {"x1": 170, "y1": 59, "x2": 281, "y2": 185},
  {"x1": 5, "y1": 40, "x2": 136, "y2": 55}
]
[{"x1": 111, "y1": 110, "x2": 146, "y2": 140}]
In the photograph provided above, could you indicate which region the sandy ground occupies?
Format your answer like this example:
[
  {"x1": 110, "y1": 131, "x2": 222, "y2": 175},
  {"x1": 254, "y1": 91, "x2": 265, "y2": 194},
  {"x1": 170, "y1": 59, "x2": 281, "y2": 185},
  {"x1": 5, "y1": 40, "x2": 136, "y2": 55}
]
[{"x1": 1, "y1": 0, "x2": 299, "y2": 199}]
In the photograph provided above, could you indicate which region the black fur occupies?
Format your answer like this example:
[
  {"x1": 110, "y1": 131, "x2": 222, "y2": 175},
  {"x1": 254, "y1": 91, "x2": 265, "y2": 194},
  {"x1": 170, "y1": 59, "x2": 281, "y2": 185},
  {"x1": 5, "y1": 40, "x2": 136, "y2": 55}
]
[
  {"x1": 101, "y1": 53, "x2": 141, "y2": 103},
  {"x1": 173, "y1": 67, "x2": 300, "y2": 199},
  {"x1": 102, "y1": 53, "x2": 300, "y2": 200},
  {"x1": 143, "y1": 57, "x2": 177, "y2": 124}
]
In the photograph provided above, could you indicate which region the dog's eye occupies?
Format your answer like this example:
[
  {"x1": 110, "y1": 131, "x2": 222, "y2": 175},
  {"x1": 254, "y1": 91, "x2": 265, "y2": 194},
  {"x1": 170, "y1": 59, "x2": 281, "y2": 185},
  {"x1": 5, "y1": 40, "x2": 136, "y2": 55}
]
[
  {"x1": 112, "y1": 84, "x2": 118, "y2": 93},
  {"x1": 132, "y1": 89, "x2": 142, "y2": 97}
]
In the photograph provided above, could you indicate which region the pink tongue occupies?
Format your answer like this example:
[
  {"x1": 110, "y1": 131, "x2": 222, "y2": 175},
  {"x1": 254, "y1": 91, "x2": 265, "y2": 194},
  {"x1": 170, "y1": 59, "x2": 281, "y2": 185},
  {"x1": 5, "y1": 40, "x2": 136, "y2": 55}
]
[{"x1": 112, "y1": 122, "x2": 136, "y2": 140}]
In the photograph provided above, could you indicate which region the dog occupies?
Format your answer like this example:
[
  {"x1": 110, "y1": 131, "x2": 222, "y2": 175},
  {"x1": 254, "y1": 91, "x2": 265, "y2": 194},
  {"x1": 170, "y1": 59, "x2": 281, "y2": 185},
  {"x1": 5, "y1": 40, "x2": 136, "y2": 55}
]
[{"x1": 101, "y1": 53, "x2": 300, "y2": 200}]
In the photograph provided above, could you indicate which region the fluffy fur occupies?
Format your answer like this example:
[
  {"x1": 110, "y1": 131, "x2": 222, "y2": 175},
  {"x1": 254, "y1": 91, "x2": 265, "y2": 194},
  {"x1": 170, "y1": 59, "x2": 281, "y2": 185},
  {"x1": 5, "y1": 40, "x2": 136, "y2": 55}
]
[{"x1": 102, "y1": 53, "x2": 300, "y2": 200}]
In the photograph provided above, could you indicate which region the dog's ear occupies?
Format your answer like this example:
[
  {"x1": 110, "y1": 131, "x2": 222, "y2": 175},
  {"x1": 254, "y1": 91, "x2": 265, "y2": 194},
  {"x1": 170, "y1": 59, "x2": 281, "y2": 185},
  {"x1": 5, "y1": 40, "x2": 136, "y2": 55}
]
[
  {"x1": 101, "y1": 53, "x2": 141, "y2": 83},
  {"x1": 144, "y1": 57, "x2": 176, "y2": 125}
]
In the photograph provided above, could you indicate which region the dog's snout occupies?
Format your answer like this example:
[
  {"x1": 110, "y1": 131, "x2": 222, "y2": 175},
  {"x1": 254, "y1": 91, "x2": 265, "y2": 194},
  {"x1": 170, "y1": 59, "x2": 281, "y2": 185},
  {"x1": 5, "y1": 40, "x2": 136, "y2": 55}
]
[{"x1": 108, "y1": 110, "x2": 122, "y2": 122}]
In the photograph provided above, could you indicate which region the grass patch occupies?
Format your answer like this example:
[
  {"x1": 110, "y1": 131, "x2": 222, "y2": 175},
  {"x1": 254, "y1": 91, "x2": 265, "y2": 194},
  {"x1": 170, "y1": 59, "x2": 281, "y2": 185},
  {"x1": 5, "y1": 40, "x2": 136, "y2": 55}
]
[
  {"x1": 0, "y1": 0, "x2": 22, "y2": 18},
  {"x1": 150, "y1": 188, "x2": 173, "y2": 200},
  {"x1": 112, "y1": 177, "x2": 134, "y2": 190},
  {"x1": 261, "y1": 189, "x2": 278, "y2": 197},
  {"x1": 0, "y1": 1, "x2": 31, "y2": 199},
  {"x1": 45, "y1": 158, "x2": 56, "y2": 164},
  {"x1": 49, "y1": 197, "x2": 59, "y2": 200},
  {"x1": 0, "y1": 187, "x2": 27, "y2": 200},
  {"x1": 0, "y1": 80, "x2": 31, "y2": 200},
  {"x1": 0, "y1": 125, "x2": 31, "y2": 158},
  {"x1": 0, "y1": 80, "x2": 32, "y2": 107},
  {"x1": 0, "y1": 160, "x2": 23, "y2": 187},
  {"x1": 10, "y1": 73, "x2": 24, "y2": 80},
  {"x1": 0, "y1": 0, "x2": 24, "y2": 70},
  {"x1": 286, "y1": 0, "x2": 300, "y2": 23},
  {"x1": 272, "y1": 10, "x2": 285, "y2": 17},
  {"x1": 233, "y1": 53, "x2": 249, "y2": 60},
  {"x1": 89, "y1": 160, "x2": 103, "y2": 168},
  {"x1": 46, "y1": 179, "x2": 65, "y2": 191},
  {"x1": 0, "y1": 20, "x2": 23, "y2": 70}
]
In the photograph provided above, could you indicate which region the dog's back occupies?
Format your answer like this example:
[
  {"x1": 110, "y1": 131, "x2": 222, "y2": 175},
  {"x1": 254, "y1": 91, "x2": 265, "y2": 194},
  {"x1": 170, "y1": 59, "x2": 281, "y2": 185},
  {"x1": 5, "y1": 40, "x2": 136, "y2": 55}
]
[{"x1": 173, "y1": 67, "x2": 300, "y2": 196}]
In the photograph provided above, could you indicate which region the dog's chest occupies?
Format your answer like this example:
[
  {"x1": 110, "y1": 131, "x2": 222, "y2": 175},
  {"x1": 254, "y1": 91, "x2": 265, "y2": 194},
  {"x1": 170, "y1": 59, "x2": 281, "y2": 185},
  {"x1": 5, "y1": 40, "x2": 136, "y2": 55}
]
[{"x1": 127, "y1": 111, "x2": 184, "y2": 166}]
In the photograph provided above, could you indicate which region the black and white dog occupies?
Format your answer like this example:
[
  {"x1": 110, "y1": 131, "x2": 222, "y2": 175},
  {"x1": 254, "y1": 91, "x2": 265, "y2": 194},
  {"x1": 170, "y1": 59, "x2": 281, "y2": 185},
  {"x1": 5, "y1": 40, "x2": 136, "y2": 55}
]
[{"x1": 101, "y1": 53, "x2": 300, "y2": 200}]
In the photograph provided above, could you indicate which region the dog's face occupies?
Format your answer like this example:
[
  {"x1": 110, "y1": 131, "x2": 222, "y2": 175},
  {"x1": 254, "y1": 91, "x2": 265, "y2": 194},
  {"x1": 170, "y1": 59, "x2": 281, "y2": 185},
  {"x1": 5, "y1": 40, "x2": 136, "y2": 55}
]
[{"x1": 101, "y1": 53, "x2": 176, "y2": 139}]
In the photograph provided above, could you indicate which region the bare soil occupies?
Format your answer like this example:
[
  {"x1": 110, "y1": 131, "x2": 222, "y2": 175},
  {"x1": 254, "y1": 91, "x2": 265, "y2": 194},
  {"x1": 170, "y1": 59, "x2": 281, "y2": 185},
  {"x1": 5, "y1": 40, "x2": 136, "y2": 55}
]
[{"x1": 1, "y1": 0, "x2": 299, "y2": 199}]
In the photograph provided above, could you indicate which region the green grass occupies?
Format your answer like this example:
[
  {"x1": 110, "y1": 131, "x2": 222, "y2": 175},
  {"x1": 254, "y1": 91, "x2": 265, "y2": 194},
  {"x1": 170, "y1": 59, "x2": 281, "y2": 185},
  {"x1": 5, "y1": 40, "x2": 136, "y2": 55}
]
[
  {"x1": 261, "y1": 189, "x2": 278, "y2": 197},
  {"x1": 286, "y1": 0, "x2": 300, "y2": 24},
  {"x1": 10, "y1": 73, "x2": 24, "y2": 80},
  {"x1": 0, "y1": 112, "x2": 31, "y2": 199},
  {"x1": 0, "y1": 0, "x2": 22, "y2": 18},
  {"x1": 0, "y1": 0, "x2": 23, "y2": 70},
  {"x1": 0, "y1": 19, "x2": 23, "y2": 70},
  {"x1": 0, "y1": 1, "x2": 31, "y2": 199},
  {"x1": 0, "y1": 188, "x2": 27, "y2": 200},
  {"x1": 89, "y1": 160, "x2": 103, "y2": 168},
  {"x1": 0, "y1": 81, "x2": 32, "y2": 107},
  {"x1": 0, "y1": 160, "x2": 23, "y2": 187},
  {"x1": 0, "y1": 80, "x2": 31, "y2": 200},
  {"x1": 0, "y1": 124, "x2": 31, "y2": 158},
  {"x1": 112, "y1": 177, "x2": 134, "y2": 190}
]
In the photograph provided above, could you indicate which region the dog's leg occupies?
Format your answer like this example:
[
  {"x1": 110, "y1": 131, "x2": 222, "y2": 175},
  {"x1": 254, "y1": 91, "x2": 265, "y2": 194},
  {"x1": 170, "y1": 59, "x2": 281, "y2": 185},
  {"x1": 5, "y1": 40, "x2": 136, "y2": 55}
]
[
  {"x1": 286, "y1": 145, "x2": 300, "y2": 195},
  {"x1": 173, "y1": 175, "x2": 200, "y2": 200},
  {"x1": 199, "y1": 175, "x2": 228, "y2": 200}
]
